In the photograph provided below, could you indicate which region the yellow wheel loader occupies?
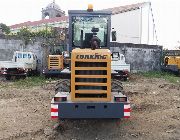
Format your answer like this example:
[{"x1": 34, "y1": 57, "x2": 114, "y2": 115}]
[
  {"x1": 51, "y1": 5, "x2": 130, "y2": 119},
  {"x1": 162, "y1": 50, "x2": 180, "y2": 75}
]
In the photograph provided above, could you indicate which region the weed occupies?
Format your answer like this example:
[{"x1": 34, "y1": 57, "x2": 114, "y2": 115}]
[
  {"x1": 138, "y1": 71, "x2": 180, "y2": 83},
  {"x1": 14, "y1": 76, "x2": 46, "y2": 88}
]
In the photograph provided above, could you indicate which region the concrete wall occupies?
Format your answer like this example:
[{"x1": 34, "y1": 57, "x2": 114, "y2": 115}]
[
  {"x1": 0, "y1": 38, "x2": 43, "y2": 71},
  {"x1": 0, "y1": 39, "x2": 23, "y2": 61},
  {"x1": 110, "y1": 42, "x2": 162, "y2": 72},
  {"x1": 0, "y1": 38, "x2": 162, "y2": 72}
]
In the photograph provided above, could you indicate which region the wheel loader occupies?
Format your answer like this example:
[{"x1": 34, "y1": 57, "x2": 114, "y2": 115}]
[
  {"x1": 162, "y1": 50, "x2": 180, "y2": 75},
  {"x1": 51, "y1": 5, "x2": 130, "y2": 119}
]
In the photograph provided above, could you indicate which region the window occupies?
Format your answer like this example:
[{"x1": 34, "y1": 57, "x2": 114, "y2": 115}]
[
  {"x1": 121, "y1": 56, "x2": 124, "y2": 60},
  {"x1": 17, "y1": 53, "x2": 22, "y2": 58},
  {"x1": 72, "y1": 16, "x2": 108, "y2": 48},
  {"x1": 28, "y1": 54, "x2": 31, "y2": 58},
  {"x1": 112, "y1": 52, "x2": 119, "y2": 58},
  {"x1": 112, "y1": 31, "x2": 117, "y2": 41},
  {"x1": 23, "y1": 54, "x2": 28, "y2": 58}
]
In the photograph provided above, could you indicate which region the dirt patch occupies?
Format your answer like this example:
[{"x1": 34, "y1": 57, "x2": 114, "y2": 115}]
[
  {"x1": 133, "y1": 103, "x2": 163, "y2": 113},
  {"x1": 159, "y1": 83, "x2": 180, "y2": 90},
  {"x1": 0, "y1": 76, "x2": 180, "y2": 140}
]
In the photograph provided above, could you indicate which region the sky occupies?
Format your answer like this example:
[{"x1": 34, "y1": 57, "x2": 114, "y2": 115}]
[{"x1": 0, "y1": 0, "x2": 180, "y2": 49}]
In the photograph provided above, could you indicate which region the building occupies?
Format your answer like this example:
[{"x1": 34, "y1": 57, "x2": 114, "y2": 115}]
[
  {"x1": 9, "y1": 2, "x2": 157, "y2": 45},
  {"x1": 10, "y1": 17, "x2": 68, "y2": 34},
  {"x1": 10, "y1": 1, "x2": 68, "y2": 34},
  {"x1": 42, "y1": 0, "x2": 65, "y2": 19},
  {"x1": 105, "y1": 2, "x2": 157, "y2": 45}
]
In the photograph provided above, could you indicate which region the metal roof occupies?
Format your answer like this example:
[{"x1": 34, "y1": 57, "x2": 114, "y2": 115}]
[
  {"x1": 10, "y1": 16, "x2": 68, "y2": 29},
  {"x1": 103, "y1": 2, "x2": 150, "y2": 15}
]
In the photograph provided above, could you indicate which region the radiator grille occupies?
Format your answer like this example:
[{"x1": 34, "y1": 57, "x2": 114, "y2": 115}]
[
  {"x1": 48, "y1": 55, "x2": 63, "y2": 70},
  {"x1": 71, "y1": 49, "x2": 111, "y2": 102}
]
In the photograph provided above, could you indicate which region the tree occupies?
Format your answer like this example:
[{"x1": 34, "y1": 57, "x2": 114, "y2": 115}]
[
  {"x1": 17, "y1": 27, "x2": 32, "y2": 45},
  {"x1": 0, "y1": 23, "x2": 10, "y2": 34}
]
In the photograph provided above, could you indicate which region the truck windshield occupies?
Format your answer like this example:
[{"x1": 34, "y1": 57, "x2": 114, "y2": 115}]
[{"x1": 72, "y1": 16, "x2": 108, "y2": 48}]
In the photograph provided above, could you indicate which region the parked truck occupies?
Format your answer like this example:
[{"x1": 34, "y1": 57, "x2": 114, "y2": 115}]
[
  {"x1": 111, "y1": 52, "x2": 130, "y2": 80},
  {"x1": 0, "y1": 51, "x2": 37, "y2": 80}
]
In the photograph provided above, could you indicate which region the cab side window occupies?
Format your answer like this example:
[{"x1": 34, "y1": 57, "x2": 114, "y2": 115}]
[
  {"x1": 28, "y1": 54, "x2": 31, "y2": 59},
  {"x1": 121, "y1": 56, "x2": 124, "y2": 60},
  {"x1": 112, "y1": 53, "x2": 119, "y2": 58},
  {"x1": 23, "y1": 54, "x2": 28, "y2": 58},
  {"x1": 18, "y1": 53, "x2": 22, "y2": 58},
  {"x1": 112, "y1": 31, "x2": 117, "y2": 41}
]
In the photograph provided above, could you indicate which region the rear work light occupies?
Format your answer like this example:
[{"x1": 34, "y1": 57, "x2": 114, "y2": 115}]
[
  {"x1": 54, "y1": 96, "x2": 67, "y2": 102},
  {"x1": 114, "y1": 96, "x2": 127, "y2": 102},
  {"x1": 123, "y1": 70, "x2": 129, "y2": 75}
]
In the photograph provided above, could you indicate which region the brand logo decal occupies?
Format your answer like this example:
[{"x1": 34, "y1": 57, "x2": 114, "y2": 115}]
[{"x1": 76, "y1": 53, "x2": 107, "y2": 59}]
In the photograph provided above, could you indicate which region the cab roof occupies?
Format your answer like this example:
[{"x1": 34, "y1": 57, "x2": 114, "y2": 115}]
[{"x1": 68, "y1": 10, "x2": 112, "y2": 15}]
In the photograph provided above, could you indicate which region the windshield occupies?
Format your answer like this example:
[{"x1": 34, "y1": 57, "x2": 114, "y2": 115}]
[{"x1": 72, "y1": 16, "x2": 108, "y2": 48}]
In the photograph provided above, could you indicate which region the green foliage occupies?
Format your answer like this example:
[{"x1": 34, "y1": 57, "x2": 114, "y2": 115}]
[
  {"x1": 35, "y1": 30, "x2": 48, "y2": 37},
  {"x1": 14, "y1": 76, "x2": 46, "y2": 88},
  {"x1": 17, "y1": 27, "x2": 32, "y2": 45},
  {"x1": 139, "y1": 71, "x2": 180, "y2": 83},
  {"x1": 16, "y1": 27, "x2": 60, "y2": 46},
  {"x1": 0, "y1": 23, "x2": 10, "y2": 34},
  {"x1": 17, "y1": 27, "x2": 59, "y2": 38}
]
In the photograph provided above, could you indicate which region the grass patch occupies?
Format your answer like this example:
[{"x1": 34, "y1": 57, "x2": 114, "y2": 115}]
[
  {"x1": 0, "y1": 83, "x2": 8, "y2": 89},
  {"x1": 14, "y1": 76, "x2": 47, "y2": 88},
  {"x1": 138, "y1": 71, "x2": 180, "y2": 83}
]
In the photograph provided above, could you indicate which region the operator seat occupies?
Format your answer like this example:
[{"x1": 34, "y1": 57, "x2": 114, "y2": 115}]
[
  {"x1": 83, "y1": 33, "x2": 93, "y2": 48},
  {"x1": 90, "y1": 36, "x2": 101, "y2": 50}
]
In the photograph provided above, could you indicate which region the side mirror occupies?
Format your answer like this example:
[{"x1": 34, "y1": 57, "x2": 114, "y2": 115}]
[{"x1": 112, "y1": 31, "x2": 117, "y2": 41}]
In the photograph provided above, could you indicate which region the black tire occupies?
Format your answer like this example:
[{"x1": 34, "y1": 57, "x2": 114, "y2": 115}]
[
  {"x1": 54, "y1": 79, "x2": 123, "y2": 93},
  {"x1": 44, "y1": 74, "x2": 50, "y2": 79},
  {"x1": 111, "y1": 79, "x2": 123, "y2": 92},
  {"x1": 178, "y1": 70, "x2": 180, "y2": 76},
  {"x1": 123, "y1": 77, "x2": 128, "y2": 81},
  {"x1": 5, "y1": 75, "x2": 11, "y2": 80},
  {"x1": 55, "y1": 79, "x2": 70, "y2": 94},
  {"x1": 26, "y1": 70, "x2": 33, "y2": 77}
]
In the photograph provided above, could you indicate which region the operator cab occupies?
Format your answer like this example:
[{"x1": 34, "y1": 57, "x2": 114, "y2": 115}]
[{"x1": 68, "y1": 6, "x2": 111, "y2": 52}]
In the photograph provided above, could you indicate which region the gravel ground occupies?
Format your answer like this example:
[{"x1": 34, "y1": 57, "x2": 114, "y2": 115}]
[{"x1": 0, "y1": 75, "x2": 180, "y2": 140}]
